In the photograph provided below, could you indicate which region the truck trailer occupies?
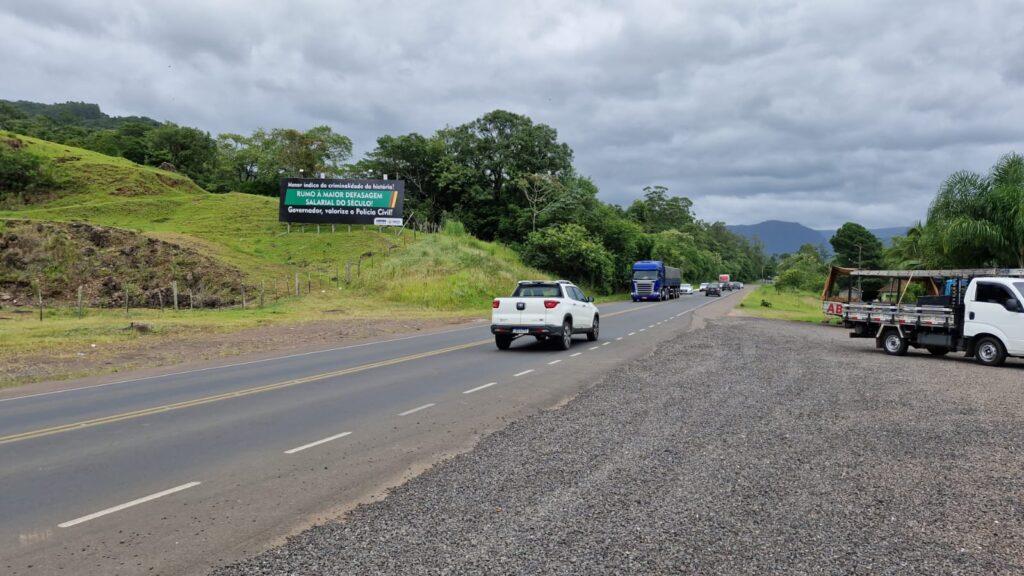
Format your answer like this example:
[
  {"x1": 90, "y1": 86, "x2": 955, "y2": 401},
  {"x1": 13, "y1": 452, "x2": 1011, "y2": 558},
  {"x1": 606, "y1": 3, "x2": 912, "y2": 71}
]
[{"x1": 631, "y1": 261, "x2": 682, "y2": 302}]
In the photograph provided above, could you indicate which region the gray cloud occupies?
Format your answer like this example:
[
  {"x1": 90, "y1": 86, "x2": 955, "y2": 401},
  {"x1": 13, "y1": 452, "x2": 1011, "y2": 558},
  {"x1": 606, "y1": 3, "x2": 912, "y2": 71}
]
[{"x1": 2, "y1": 0, "x2": 1023, "y2": 229}]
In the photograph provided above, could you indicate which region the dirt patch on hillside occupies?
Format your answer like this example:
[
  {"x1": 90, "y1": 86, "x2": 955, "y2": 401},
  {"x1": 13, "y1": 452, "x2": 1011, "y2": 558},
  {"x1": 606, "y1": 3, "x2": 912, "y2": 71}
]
[
  {"x1": 0, "y1": 314, "x2": 484, "y2": 391},
  {"x1": 0, "y1": 219, "x2": 245, "y2": 307}
]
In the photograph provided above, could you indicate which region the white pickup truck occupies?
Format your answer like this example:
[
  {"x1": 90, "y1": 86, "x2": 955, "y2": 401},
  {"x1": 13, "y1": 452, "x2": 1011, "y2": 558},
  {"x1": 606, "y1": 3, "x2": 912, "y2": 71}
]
[{"x1": 491, "y1": 280, "x2": 599, "y2": 350}]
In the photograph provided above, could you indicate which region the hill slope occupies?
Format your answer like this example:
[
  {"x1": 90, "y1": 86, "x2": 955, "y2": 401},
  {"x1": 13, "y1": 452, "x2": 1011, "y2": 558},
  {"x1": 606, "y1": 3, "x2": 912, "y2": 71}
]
[{"x1": 0, "y1": 132, "x2": 547, "y2": 311}]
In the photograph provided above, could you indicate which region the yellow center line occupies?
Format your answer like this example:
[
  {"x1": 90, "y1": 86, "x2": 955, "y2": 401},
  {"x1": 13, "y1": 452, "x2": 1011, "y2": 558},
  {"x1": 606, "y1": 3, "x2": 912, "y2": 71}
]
[{"x1": 0, "y1": 339, "x2": 491, "y2": 446}]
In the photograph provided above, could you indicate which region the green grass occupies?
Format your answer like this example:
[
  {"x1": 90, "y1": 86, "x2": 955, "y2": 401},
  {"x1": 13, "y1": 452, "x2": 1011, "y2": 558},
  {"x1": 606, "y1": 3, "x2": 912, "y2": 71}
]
[{"x1": 737, "y1": 285, "x2": 826, "y2": 323}]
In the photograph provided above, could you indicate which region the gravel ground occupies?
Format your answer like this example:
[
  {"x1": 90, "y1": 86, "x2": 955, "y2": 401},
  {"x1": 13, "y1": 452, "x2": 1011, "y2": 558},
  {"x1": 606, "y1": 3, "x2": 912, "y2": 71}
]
[{"x1": 212, "y1": 317, "x2": 1024, "y2": 575}]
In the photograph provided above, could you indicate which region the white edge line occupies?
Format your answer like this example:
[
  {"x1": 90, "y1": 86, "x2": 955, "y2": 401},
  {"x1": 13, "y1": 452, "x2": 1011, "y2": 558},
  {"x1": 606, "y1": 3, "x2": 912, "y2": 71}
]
[
  {"x1": 399, "y1": 403, "x2": 436, "y2": 416},
  {"x1": 58, "y1": 481, "x2": 201, "y2": 528},
  {"x1": 1, "y1": 325, "x2": 484, "y2": 405},
  {"x1": 547, "y1": 360, "x2": 562, "y2": 365},
  {"x1": 284, "y1": 431, "x2": 352, "y2": 454},
  {"x1": 570, "y1": 352, "x2": 582, "y2": 357},
  {"x1": 513, "y1": 369, "x2": 534, "y2": 377},
  {"x1": 463, "y1": 382, "x2": 497, "y2": 394}
]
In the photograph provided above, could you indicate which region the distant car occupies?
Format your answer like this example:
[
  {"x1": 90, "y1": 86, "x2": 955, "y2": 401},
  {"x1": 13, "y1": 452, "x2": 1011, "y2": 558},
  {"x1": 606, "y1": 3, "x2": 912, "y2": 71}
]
[
  {"x1": 680, "y1": 283, "x2": 693, "y2": 294},
  {"x1": 699, "y1": 282, "x2": 709, "y2": 292},
  {"x1": 720, "y1": 282, "x2": 732, "y2": 292},
  {"x1": 706, "y1": 283, "x2": 722, "y2": 297},
  {"x1": 736, "y1": 282, "x2": 744, "y2": 290}
]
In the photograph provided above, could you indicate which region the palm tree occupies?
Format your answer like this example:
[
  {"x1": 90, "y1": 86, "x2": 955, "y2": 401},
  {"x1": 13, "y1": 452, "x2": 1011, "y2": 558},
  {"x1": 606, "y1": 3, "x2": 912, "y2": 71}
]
[{"x1": 925, "y1": 153, "x2": 1024, "y2": 268}]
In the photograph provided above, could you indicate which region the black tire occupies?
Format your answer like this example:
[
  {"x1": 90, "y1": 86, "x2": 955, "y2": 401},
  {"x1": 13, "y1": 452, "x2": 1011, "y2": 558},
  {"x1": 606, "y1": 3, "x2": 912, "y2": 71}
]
[
  {"x1": 975, "y1": 336, "x2": 1007, "y2": 367},
  {"x1": 587, "y1": 315, "x2": 600, "y2": 341},
  {"x1": 882, "y1": 329, "x2": 909, "y2": 356},
  {"x1": 926, "y1": 347, "x2": 949, "y2": 357},
  {"x1": 495, "y1": 334, "x2": 513, "y2": 350},
  {"x1": 557, "y1": 319, "x2": 573, "y2": 350}
]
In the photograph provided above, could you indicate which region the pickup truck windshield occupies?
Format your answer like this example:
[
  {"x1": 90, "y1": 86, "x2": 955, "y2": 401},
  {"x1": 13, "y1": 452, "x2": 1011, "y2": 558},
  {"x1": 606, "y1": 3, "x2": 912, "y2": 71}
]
[
  {"x1": 512, "y1": 284, "x2": 562, "y2": 298},
  {"x1": 633, "y1": 271, "x2": 659, "y2": 280}
]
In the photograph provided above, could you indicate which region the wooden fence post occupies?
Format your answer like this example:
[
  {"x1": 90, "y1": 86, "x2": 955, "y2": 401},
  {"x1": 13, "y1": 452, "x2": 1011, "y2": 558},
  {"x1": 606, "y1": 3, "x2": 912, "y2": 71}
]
[
  {"x1": 189, "y1": 289, "x2": 194, "y2": 310},
  {"x1": 124, "y1": 287, "x2": 129, "y2": 316},
  {"x1": 260, "y1": 280, "x2": 265, "y2": 308},
  {"x1": 172, "y1": 281, "x2": 179, "y2": 311},
  {"x1": 345, "y1": 261, "x2": 352, "y2": 285},
  {"x1": 77, "y1": 285, "x2": 84, "y2": 318},
  {"x1": 241, "y1": 285, "x2": 247, "y2": 310},
  {"x1": 294, "y1": 272, "x2": 300, "y2": 296},
  {"x1": 37, "y1": 284, "x2": 43, "y2": 322},
  {"x1": 158, "y1": 290, "x2": 164, "y2": 312}
]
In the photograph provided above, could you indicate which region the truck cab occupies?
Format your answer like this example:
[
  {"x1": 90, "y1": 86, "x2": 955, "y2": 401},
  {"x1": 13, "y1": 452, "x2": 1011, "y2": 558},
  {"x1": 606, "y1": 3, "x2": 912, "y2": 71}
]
[
  {"x1": 963, "y1": 278, "x2": 1024, "y2": 363},
  {"x1": 631, "y1": 261, "x2": 681, "y2": 302}
]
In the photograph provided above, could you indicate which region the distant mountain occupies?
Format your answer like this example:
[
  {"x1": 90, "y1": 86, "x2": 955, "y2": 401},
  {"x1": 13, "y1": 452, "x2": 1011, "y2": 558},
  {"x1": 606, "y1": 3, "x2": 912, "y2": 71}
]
[
  {"x1": 727, "y1": 220, "x2": 829, "y2": 256},
  {"x1": 729, "y1": 220, "x2": 911, "y2": 256}
]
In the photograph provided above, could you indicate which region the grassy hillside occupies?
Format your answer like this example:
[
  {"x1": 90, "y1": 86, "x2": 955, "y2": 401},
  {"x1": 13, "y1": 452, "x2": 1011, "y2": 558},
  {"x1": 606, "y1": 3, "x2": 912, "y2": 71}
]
[{"x1": 0, "y1": 132, "x2": 552, "y2": 310}]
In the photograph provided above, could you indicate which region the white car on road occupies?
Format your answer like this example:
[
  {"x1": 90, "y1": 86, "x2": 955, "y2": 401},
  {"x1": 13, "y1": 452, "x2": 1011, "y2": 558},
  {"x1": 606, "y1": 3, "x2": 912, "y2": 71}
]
[
  {"x1": 491, "y1": 280, "x2": 599, "y2": 350},
  {"x1": 680, "y1": 283, "x2": 693, "y2": 294}
]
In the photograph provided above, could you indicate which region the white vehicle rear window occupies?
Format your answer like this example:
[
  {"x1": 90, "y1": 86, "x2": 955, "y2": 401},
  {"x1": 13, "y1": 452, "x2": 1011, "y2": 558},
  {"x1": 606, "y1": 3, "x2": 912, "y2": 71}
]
[{"x1": 513, "y1": 284, "x2": 562, "y2": 298}]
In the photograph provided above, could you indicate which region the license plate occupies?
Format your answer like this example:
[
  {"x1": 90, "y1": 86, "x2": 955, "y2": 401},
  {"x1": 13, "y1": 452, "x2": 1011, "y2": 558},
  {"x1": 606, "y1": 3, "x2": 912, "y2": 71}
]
[{"x1": 512, "y1": 328, "x2": 529, "y2": 334}]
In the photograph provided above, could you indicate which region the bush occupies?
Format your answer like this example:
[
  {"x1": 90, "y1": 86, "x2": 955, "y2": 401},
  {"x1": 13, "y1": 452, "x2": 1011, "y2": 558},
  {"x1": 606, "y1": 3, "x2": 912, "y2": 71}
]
[
  {"x1": 0, "y1": 140, "x2": 61, "y2": 205},
  {"x1": 521, "y1": 223, "x2": 615, "y2": 293}
]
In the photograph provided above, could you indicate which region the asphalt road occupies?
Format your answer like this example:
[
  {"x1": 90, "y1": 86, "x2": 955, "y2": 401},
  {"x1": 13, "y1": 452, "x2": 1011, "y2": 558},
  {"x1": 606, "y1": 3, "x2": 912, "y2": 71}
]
[
  {"x1": 0, "y1": 289, "x2": 741, "y2": 575},
  {"x1": 214, "y1": 316, "x2": 1024, "y2": 576}
]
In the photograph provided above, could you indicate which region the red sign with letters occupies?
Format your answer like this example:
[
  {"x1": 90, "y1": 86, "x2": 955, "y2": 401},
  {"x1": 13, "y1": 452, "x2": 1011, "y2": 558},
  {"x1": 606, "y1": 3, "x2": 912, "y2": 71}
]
[{"x1": 823, "y1": 301, "x2": 844, "y2": 316}]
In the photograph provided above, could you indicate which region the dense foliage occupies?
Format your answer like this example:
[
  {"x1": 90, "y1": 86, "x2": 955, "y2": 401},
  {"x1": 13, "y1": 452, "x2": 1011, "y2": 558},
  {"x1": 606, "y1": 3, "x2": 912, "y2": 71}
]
[{"x1": 1, "y1": 100, "x2": 767, "y2": 292}]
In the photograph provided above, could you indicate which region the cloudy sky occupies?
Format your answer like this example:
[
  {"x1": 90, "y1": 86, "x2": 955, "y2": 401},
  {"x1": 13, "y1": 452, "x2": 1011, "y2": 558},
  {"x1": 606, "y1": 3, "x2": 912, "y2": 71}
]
[{"x1": 2, "y1": 0, "x2": 1023, "y2": 228}]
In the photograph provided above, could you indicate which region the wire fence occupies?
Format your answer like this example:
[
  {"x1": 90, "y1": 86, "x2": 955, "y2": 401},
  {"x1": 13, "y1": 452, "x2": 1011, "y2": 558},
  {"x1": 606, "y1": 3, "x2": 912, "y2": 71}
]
[{"x1": 2, "y1": 249, "x2": 408, "y2": 320}]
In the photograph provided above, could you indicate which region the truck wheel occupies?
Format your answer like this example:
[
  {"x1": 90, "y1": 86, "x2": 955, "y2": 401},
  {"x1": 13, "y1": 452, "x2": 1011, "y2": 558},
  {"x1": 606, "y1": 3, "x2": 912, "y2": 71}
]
[
  {"x1": 975, "y1": 336, "x2": 1007, "y2": 367},
  {"x1": 495, "y1": 334, "x2": 513, "y2": 350},
  {"x1": 557, "y1": 319, "x2": 573, "y2": 350},
  {"x1": 882, "y1": 330, "x2": 908, "y2": 356},
  {"x1": 926, "y1": 347, "x2": 949, "y2": 357},
  {"x1": 586, "y1": 316, "x2": 599, "y2": 341}
]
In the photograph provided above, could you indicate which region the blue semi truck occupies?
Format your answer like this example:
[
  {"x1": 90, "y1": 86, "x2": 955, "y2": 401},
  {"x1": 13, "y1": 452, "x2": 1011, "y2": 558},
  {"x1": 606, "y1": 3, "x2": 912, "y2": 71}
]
[{"x1": 631, "y1": 261, "x2": 682, "y2": 302}]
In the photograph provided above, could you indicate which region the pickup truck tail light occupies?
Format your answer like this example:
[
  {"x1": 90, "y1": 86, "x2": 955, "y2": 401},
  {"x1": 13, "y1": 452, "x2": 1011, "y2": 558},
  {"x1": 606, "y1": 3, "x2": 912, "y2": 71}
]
[
  {"x1": 544, "y1": 300, "x2": 559, "y2": 309},
  {"x1": 492, "y1": 299, "x2": 500, "y2": 309}
]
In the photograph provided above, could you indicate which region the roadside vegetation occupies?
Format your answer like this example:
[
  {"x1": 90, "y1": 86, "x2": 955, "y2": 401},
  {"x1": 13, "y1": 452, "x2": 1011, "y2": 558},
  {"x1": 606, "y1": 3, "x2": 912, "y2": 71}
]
[{"x1": 738, "y1": 285, "x2": 826, "y2": 323}]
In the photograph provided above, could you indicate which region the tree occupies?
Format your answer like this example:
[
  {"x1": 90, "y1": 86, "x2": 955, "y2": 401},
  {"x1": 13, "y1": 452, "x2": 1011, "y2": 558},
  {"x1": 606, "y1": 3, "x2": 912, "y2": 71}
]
[
  {"x1": 830, "y1": 222, "x2": 882, "y2": 269},
  {"x1": 517, "y1": 173, "x2": 564, "y2": 231},
  {"x1": 775, "y1": 243, "x2": 829, "y2": 292},
  {"x1": 434, "y1": 110, "x2": 574, "y2": 240},
  {"x1": 626, "y1": 185, "x2": 694, "y2": 233},
  {"x1": 521, "y1": 224, "x2": 615, "y2": 293},
  {"x1": 925, "y1": 152, "x2": 1024, "y2": 267},
  {"x1": 358, "y1": 133, "x2": 445, "y2": 223},
  {"x1": 883, "y1": 223, "x2": 927, "y2": 269},
  {"x1": 145, "y1": 123, "x2": 217, "y2": 183}
]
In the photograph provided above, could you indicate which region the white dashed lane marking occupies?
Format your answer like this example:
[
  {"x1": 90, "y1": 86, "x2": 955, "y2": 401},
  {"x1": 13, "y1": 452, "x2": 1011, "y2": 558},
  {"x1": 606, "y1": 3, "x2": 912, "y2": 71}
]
[
  {"x1": 399, "y1": 403, "x2": 435, "y2": 416},
  {"x1": 285, "y1": 431, "x2": 352, "y2": 454},
  {"x1": 58, "y1": 482, "x2": 202, "y2": 528},
  {"x1": 463, "y1": 382, "x2": 497, "y2": 394}
]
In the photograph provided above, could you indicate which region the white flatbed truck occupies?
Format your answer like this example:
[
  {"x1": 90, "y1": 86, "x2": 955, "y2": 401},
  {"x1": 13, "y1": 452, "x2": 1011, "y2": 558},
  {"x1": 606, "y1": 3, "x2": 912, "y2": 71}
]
[{"x1": 843, "y1": 273, "x2": 1024, "y2": 367}]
